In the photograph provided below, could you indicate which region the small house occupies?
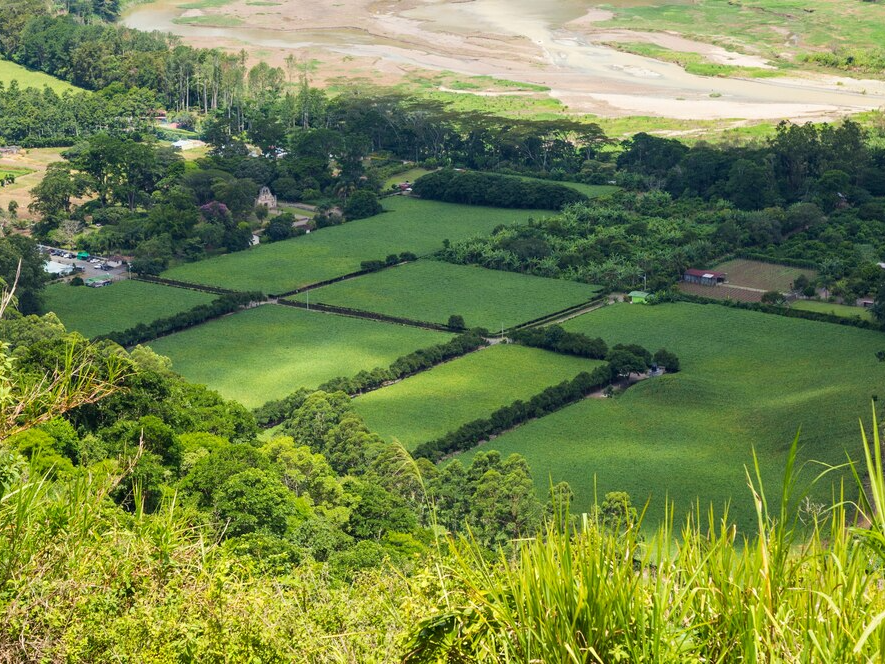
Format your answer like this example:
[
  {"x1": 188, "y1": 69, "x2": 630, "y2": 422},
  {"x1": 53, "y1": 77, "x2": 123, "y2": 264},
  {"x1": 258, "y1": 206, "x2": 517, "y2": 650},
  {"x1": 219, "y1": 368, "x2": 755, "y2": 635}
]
[
  {"x1": 106, "y1": 255, "x2": 125, "y2": 268},
  {"x1": 256, "y1": 186, "x2": 277, "y2": 210},
  {"x1": 858, "y1": 298, "x2": 875, "y2": 308},
  {"x1": 683, "y1": 268, "x2": 727, "y2": 286},
  {"x1": 628, "y1": 290, "x2": 650, "y2": 304}
]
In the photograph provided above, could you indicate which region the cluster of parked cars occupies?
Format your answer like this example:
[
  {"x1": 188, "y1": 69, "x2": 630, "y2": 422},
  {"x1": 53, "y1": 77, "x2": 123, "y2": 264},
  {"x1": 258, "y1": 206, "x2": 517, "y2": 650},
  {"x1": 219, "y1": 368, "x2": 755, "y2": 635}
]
[{"x1": 39, "y1": 246, "x2": 116, "y2": 271}]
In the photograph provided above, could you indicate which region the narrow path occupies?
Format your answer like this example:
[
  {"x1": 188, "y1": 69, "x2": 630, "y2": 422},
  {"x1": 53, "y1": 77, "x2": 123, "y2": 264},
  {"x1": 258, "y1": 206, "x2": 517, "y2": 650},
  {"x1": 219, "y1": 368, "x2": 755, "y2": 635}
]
[{"x1": 538, "y1": 298, "x2": 610, "y2": 327}]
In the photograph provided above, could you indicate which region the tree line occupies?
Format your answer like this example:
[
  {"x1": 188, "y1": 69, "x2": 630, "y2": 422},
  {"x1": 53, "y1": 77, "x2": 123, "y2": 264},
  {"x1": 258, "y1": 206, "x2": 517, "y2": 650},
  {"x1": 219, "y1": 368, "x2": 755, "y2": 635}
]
[
  {"x1": 411, "y1": 169, "x2": 589, "y2": 210},
  {"x1": 254, "y1": 331, "x2": 489, "y2": 426}
]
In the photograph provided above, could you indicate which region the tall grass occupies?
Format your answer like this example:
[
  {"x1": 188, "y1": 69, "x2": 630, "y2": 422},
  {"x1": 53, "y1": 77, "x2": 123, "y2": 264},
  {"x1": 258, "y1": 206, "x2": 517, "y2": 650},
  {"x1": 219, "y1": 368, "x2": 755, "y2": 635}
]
[{"x1": 404, "y1": 427, "x2": 885, "y2": 662}]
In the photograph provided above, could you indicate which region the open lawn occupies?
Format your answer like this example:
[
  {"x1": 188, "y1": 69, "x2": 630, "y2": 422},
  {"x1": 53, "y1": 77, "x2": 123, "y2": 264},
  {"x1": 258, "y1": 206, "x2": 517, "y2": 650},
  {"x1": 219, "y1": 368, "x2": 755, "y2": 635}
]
[
  {"x1": 43, "y1": 280, "x2": 215, "y2": 338},
  {"x1": 713, "y1": 258, "x2": 816, "y2": 291},
  {"x1": 457, "y1": 302, "x2": 883, "y2": 533},
  {"x1": 148, "y1": 304, "x2": 450, "y2": 408},
  {"x1": 792, "y1": 299, "x2": 874, "y2": 321},
  {"x1": 354, "y1": 344, "x2": 602, "y2": 450},
  {"x1": 383, "y1": 167, "x2": 434, "y2": 191},
  {"x1": 162, "y1": 197, "x2": 545, "y2": 295},
  {"x1": 289, "y1": 260, "x2": 602, "y2": 329},
  {"x1": 0, "y1": 59, "x2": 82, "y2": 94}
]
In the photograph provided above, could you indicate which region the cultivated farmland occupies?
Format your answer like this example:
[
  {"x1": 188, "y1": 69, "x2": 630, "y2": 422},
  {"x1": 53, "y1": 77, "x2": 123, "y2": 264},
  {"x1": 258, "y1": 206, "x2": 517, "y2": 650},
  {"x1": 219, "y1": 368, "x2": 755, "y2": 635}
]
[
  {"x1": 354, "y1": 344, "x2": 602, "y2": 450},
  {"x1": 43, "y1": 280, "x2": 216, "y2": 338},
  {"x1": 678, "y1": 281, "x2": 763, "y2": 302},
  {"x1": 289, "y1": 260, "x2": 602, "y2": 329},
  {"x1": 457, "y1": 302, "x2": 883, "y2": 533},
  {"x1": 712, "y1": 259, "x2": 816, "y2": 292},
  {"x1": 148, "y1": 304, "x2": 450, "y2": 408},
  {"x1": 162, "y1": 197, "x2": 545, "y2": 294}
]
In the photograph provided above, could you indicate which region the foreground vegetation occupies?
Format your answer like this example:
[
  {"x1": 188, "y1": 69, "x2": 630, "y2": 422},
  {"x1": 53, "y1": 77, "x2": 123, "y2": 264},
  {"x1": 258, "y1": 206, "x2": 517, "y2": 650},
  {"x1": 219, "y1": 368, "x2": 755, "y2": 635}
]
[
  {"x1": 291, "y1": 260, "x2": 601, "y2": 330},
  {"x1": 148, "y1": 305, "x2": 449, "y2": 407},
  {"x1": 43, "y1": 280, "x2": 216, "y2": 338},
  {"x1": 459, "y1": 302, "x2": 885, "y2": 532},
  {"x1": 353, "y1": 344, "x2": 601, "y2": 449}
]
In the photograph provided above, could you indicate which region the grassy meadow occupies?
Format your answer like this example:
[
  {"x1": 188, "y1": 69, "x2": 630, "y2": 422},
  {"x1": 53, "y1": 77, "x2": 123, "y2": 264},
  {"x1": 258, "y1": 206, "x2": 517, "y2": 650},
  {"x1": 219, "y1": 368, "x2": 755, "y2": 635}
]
[
  {"x1": 600, "y1": 0, "x2": 885, "y2": 62},
  {"x1": 289, "y1": 260, "x2": 601, "y2": 329},
  {"x1": 0, "y1": 59, "x2": 82, "y2": 93},
  {"x1": 148, "y1": 304, "x2": 450, "y2": 408},
  {"x1": 162, "y1": 197, "x2": 545, "y2": 294},
  {"x1": 792, "y1": 299, "x2": 874, "y2": 321},
  {"x1": 43, "y1": 280, "x2": 216, "y2": 338},
  {"x1": 457, "y1": 302, "x2": 884, "y2": 532},
  {"x1": 354, "y1": 344, "x2": 602, "y2": 449}
]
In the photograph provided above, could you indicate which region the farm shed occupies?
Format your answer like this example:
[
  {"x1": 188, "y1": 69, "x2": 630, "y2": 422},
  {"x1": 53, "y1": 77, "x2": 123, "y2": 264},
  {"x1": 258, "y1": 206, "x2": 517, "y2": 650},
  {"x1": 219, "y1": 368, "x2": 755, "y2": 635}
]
[
  {"x1": 683, "y1": 268, "x2": 727, "y2": 286},
  {"x1": 628, "y1": 291, "x2": 650, "y2": 304},
  {"x1": 85, "y1": 277, "x2": 112, "y2": 288}
]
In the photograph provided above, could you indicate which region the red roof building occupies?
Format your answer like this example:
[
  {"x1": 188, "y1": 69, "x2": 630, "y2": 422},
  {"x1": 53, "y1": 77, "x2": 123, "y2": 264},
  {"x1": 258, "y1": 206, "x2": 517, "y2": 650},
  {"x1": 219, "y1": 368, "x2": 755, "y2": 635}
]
[{"x1": 683, "y1": 268, "x2": 727, "y2": 286}]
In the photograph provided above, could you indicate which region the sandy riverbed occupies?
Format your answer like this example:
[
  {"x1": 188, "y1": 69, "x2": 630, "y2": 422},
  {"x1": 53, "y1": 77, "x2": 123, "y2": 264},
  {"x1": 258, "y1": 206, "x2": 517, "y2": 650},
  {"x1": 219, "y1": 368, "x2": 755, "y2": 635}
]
[{"x1": 122, "y1": 0, "x2": 885, "y2": 121}]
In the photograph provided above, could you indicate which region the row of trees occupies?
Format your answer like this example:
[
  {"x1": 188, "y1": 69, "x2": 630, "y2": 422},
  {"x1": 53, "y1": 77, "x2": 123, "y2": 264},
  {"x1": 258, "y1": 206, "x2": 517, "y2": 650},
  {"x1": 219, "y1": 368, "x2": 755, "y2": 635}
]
[
  {"x1": 100, "y1": 290, "x2": 262, "y2": 346},
  {"x1": 412, "y1": 366, "x2": 613, "y2": 462},
  {"x1": 411, "y1": 169, "x2": 588, "y2": 210},
  {"x1": 256, "y1": 331, "x2": 489, "y2": 426}
]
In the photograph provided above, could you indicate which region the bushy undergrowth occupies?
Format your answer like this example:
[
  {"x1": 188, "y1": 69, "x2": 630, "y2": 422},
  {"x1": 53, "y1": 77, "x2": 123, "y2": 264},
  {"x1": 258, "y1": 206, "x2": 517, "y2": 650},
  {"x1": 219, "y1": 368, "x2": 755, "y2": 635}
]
[
  {"x1": 405, "y1": 429, "x2": 885, "y2": 662},
  {"x1": 0, "y1": 470, "x2": 431, "y2": 663}
]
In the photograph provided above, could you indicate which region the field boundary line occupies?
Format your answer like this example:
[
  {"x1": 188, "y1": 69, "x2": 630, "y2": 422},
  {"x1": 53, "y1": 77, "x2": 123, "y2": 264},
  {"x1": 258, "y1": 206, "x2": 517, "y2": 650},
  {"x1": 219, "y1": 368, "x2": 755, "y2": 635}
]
[
  {"x1": 134, "y1": 274, "x2": 241, "y2": 295},
  {"x1": 510, "y1": 297, "x2": 606, "y2": 331},
  {"x1": 277, "y1": 299, "x2": 456, "y2": 332}
]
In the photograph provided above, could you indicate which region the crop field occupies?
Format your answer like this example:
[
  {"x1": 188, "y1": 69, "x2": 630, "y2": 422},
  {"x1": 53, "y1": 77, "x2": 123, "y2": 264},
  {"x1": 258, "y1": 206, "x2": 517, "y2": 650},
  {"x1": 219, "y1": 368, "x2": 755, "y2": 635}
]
[
  {"x1": 162, "y1": 197, "x2": 545, "y2": 294},
  {"x1": 354, "y1": 344, "x2": 602, "y2": 450},
  {"x1": 792, "y1": 299, "x2": 874, "y2": 321},
  {"x1": 288, "y1": 260, "x2": 602, "y2": 329},
  {"x1": 43, "y1": 280, "x2": 216, "y2": 338},
  {"x1": 0, "y1": 59, "x2": 82, "y2": 93},
  {"x1": 148, "y1": 304, "x2": 450, "y2": 408},
  {"x1": 712, "y1": 259, "x2": 816, "y2": 291},
  {"x1": 678, "y1": 281, "x2": 763, "y2": 302},
  {"x1": 456, "y1": 302, "x2": 884, "y2": 533}
]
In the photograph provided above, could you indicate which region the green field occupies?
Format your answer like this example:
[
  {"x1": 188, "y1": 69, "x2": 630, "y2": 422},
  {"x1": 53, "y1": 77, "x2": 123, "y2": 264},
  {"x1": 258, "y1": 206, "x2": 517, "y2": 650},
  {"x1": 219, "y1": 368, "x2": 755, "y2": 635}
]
[
  {"x1": 354, "y1": 344, "x2": 602, "y2": 450},
  {"x1": 600, "y1": 0, "x2": 885, "y2": 63},
  {"x1": 148, "y1": 304, "x2": 450, "y2": 408},
  {"x1": 792, "y1": 299, "x2": 874, "y2": 321},
  {"x1": 383, "y1": 168, "x2": 434, "y2": 191},
  {"x1": 290, "y1": 260, "x2": 601, "y2": 329},
  {"x1": 0, "y1": 59, "x2": 82, "y2": 93},
  {"x1": 162, "y1": 197, "x2": 545, "y2": 294},
  {"x1": 43, "y1": 280, "x2": 216, "y2": 338},
  {"x1": 457, "y1": 302, "x2": 884, "y2": 532}
]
